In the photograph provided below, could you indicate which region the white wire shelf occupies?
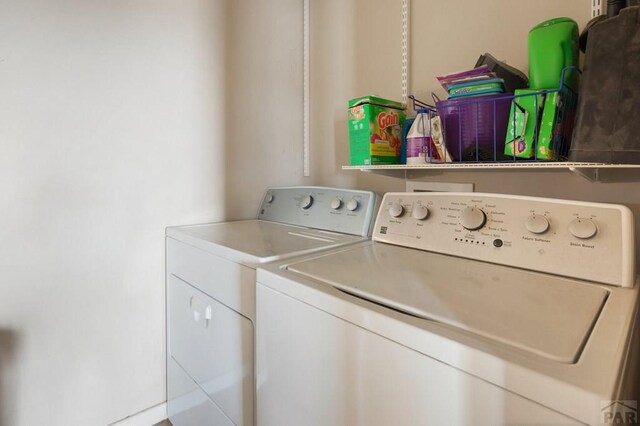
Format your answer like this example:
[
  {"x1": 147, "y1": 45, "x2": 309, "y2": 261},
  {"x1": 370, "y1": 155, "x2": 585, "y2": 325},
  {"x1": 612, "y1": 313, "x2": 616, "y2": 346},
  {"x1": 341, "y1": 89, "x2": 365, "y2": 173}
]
[{"x1": 342, "y1": 163, "x2": 640, "y2": 182}]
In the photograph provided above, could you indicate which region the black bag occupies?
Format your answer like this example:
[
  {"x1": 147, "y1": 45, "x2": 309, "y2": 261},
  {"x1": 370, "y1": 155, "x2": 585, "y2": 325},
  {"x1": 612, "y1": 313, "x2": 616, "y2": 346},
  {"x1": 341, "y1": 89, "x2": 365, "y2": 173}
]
[{"x1": 569, "y1": 6, "x2": 640, "y2": 163}]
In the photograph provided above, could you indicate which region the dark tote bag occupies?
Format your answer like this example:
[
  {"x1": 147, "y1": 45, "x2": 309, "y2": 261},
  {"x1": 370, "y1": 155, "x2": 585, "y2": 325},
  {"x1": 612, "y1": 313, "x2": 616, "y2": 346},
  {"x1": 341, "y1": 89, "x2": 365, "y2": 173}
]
[{"x1": 569, "y1": 6, "x2": 640, "y2": 163}]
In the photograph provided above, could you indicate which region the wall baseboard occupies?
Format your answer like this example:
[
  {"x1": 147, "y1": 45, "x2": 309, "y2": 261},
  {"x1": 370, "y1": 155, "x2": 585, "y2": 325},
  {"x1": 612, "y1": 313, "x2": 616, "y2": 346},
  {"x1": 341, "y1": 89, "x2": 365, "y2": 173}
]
[{"x1": 109, "y1": 402, "x2": 167, "y2": 426}]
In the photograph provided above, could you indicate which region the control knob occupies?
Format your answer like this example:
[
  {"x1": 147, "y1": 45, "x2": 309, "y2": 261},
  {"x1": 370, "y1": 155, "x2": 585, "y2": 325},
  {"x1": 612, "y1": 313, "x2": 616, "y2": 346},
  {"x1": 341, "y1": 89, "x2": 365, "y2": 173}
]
[
  {"x1": 525, "y1": 214, "x2": 549, "y2": 234},
  {"x1": 412, "y1": 205, "x2": 429, "y2": 220},
  {"x1": 388, "y1": 203, "x2": 404, "y2": 218},
  {"x1": 460, "y1": 207, "x2": 487, "y2": 231},
  {"x1": 330, "y1": 198, "x2": 342, "y2": 210},
  {"x1": 346, "y1": 198, "x2": 359, "y2": 211},
  {"x1": 301, "y1": 195, "x2": 314, "y2": 210},
  {"x1": 265, "y1": 194, "x2": 274, "y2": 203},
  {"x1": 568, "y1": 218, "x2": 597, "y2": 239}
]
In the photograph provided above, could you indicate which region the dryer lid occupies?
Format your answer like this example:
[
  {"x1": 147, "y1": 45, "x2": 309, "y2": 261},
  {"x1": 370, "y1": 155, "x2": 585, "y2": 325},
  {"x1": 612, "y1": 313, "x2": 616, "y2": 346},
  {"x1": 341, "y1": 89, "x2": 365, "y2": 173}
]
[
  {"x1": 286, "y1": 242, "x2": 609, "y2": 363},
  {"x1": 167, "y1": 220, "x2": 365, "y2": 267}
]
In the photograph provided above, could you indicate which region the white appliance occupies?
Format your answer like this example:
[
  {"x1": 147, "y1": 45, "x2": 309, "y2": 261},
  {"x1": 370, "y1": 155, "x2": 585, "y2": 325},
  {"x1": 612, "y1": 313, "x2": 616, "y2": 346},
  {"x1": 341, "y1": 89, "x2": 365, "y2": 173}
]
[
  {"x1": 256, "y1": 192, "x2": 640, "y2": 426},
  {"x1": 165, "y1": 186, "x2": 377, "y2": 426}
]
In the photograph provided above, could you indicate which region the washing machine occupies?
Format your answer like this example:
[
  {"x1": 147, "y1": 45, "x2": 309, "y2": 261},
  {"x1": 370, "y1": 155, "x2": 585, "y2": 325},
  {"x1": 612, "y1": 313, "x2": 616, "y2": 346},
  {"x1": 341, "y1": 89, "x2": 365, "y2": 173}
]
[
  {"x1": 166, "y1": 186, "x2": 377, "y2": 426},
  {"x1": 256, "y1": 192, "x2": 640, "y2": 426}
]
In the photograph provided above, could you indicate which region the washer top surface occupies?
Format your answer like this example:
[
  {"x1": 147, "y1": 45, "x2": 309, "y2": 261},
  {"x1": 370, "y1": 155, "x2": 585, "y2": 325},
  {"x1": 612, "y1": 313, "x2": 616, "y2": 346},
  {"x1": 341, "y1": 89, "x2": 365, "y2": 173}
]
[
  {"x1": 286, "y1": 242, "x2": 609, "y2": 363},
  {"x1": 167, "y1": 220, "x2": 366, "y2": 268}
]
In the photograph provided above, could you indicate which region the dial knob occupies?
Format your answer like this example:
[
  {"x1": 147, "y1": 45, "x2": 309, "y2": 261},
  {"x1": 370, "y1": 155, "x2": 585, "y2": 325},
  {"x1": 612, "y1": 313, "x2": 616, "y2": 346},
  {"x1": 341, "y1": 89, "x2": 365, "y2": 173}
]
[
  {"x1": 568, "y1": 218, "x2": 597, "y2": 239},
  {"x1": 460, "y1": 207, "x2": 487, "y2": 231},
  {"x1": 265, "y1": 194, "x2": 274, "y2": 203},
  {"x1": 412, "y1": 205, "x2": 429, "y2": 220},
  {"x1": 388, "y1": 203, "x2": 404, "y2": 218},
  {"x1": 330, "y1": 198, "x2": 342, "y2": 210},
  {"x1": 525, "y1": 214, "x2": 549, "y2": 234},
  {"x1": 301, "y1": 195, "x2": 314, "y2": 210},
  {"x1": 346, "y1": 198, "x2": 359, "y2": 211}
]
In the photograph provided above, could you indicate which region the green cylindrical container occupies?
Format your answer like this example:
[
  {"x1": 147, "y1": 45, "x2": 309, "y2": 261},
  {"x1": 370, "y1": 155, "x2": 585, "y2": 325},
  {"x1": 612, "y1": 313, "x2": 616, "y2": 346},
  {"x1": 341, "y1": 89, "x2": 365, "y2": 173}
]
[{"x1": 528, "y1": 17, "x2": 579, "y2": 90}]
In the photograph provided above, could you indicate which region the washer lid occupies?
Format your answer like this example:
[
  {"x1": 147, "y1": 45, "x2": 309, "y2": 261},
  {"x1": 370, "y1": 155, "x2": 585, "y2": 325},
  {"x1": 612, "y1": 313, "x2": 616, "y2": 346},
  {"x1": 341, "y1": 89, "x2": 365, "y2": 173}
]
[
  {"x1": 287, "y1": 243, "x2": 609, "y2": 363},
  {"x1": 167, "y1": 220, "x2": 365, "y2": 267}
]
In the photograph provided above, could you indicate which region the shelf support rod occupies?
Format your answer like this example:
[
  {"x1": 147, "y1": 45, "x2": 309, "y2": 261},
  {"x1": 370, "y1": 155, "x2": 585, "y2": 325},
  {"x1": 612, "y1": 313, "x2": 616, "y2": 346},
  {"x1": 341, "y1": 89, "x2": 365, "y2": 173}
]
[
  {"x1": 303, "y1": 0, "x2": 310, "y2": 177},
  {"x1": 401, "y1": 0, "x2": 410, "y2": 104}
]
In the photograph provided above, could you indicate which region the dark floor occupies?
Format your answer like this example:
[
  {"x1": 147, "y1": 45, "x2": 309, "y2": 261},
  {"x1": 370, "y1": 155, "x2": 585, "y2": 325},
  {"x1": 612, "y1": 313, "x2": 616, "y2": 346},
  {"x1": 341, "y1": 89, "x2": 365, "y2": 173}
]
[{"x1": 153, "y1": 421, "x2": 172, "y2": 426}]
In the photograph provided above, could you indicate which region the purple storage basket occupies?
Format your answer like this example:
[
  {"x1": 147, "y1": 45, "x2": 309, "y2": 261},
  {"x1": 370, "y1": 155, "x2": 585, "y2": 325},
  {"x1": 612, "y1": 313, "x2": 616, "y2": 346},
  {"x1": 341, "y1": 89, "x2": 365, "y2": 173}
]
[{"x1": 435, "y1": 94, "x2": 512, "y2": 161}]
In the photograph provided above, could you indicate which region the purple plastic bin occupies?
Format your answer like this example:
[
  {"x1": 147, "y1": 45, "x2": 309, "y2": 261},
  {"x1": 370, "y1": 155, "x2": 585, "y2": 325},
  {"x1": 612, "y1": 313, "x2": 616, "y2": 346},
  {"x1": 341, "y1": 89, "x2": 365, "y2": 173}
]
[{"x1": 436, "y1": 94, "x2": 512, "y2": 161}]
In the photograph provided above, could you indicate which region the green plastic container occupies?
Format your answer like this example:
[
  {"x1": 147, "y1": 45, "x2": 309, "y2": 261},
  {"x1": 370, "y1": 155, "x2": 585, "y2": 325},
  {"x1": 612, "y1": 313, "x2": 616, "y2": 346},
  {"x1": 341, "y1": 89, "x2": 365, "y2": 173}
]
[{"x1": 528, "y1": 17, "x2": 579, "y2": 90}]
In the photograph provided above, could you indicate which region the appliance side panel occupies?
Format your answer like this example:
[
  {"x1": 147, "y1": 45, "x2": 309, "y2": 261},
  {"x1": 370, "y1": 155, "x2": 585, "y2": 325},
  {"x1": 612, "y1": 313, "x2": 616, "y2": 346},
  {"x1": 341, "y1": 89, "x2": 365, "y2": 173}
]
[
  {"x1": 256, "y1": 284, "x2": 582, "y2": 426},
  {"x1": 168, "y1": 276, "x2": 254, "y2": 426},
  {"x1": 166, "y1": 238, "x2": 255, "y2": 426},
  {"x1": 166, "y1": 238, "x2": 256, "y2": 319},
  {"x1": 167, "y1": 358, "x2": 235, "y2": 426}
]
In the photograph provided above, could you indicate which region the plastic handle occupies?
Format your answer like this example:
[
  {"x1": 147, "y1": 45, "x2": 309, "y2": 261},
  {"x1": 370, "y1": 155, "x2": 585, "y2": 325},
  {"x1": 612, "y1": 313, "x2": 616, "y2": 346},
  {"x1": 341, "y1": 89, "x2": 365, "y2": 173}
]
[
  {"x1": 190, "y1": 296, "x2": 213, "y2": 327},
  {"x1": 416, "y1": 114, "x2": 426, "y2": 134}
]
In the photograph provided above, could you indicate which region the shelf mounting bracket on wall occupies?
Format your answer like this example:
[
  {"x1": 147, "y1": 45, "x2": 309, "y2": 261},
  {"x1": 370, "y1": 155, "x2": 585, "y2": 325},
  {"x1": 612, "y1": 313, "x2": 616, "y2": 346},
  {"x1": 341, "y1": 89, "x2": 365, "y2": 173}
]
[
  {"x1": 303, "y1": 0, "x2": 310, "y2": 177},
  {"x1": 591, "y1": 0, "x2": 603, "y2": 18},
  {"x1": 401, "y1": 0, "x2": 410, "y2": 104},
  {"x1": 569, "y1": 166, "x2": 600, "y2": 182}
]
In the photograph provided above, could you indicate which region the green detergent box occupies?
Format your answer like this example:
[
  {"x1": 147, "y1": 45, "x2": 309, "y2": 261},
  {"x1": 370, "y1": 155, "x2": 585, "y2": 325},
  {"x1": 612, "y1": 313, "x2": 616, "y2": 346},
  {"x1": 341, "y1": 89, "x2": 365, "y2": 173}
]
[
  {"x1": 348, "y1": 95, "x2": 406, "y2": 165},
  {"x1": 536, "y1": 92, "x2": 560, "y2": 160},
  {"x1": 504, "y1": 89, "x2": 544, "y2": 158},
  {"x1": 504, "y1": 90, "x2": 559, "y2": 160}
]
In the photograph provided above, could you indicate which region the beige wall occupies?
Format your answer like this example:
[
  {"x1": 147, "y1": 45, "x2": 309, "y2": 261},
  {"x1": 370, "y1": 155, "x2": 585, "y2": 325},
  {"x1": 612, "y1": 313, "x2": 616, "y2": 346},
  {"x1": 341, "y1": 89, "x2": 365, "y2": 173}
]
[
  {"x1": 0, "y1": 1, "x2": 302, "y2": 425},
  {"x1": 0, "y1": 1, "x2": 635, "y2": 424},
  {"x1": 311, "y1": 0, "x2": 640, "y2": 265},
  {"x1": 224, "y1": 0, "x2": 306, "y2": 217}
]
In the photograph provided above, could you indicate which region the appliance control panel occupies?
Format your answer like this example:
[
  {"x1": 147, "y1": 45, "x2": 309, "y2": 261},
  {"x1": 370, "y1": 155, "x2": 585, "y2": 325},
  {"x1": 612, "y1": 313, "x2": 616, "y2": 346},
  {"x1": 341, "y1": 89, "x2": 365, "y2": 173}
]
[
  {"x1": 374, "y1": 192, "x2": 635, "y2": 287},
  {"x1": 258, "y1": 186, "x2": 377, "y2": 237}
]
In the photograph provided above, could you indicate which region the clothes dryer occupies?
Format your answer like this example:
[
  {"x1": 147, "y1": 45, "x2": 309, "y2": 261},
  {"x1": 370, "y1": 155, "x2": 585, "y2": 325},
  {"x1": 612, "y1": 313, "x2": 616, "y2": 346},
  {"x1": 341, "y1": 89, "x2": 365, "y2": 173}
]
[{"x1": 166, "y1": 186, "x2": 377, "y2": 426}]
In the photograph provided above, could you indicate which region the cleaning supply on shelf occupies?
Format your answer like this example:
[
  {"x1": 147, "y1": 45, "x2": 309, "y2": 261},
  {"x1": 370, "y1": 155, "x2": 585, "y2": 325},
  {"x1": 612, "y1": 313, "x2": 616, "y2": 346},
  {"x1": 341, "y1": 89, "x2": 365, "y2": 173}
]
[
  {"x1": 406, "y1": 113, "x2": 431, "y2": 164},
  {"x1": 528, "y1": 18, "x2": 579, "y2": 90},
  {"x1": 436, "y1": 66, "x2": 506, "y2": 99},
  {"x1": 437, "y1": 65, "x2": 505, "y2": 101},
  {"x1": 504, "y1": 90, "x2": 544, "y2": 158},
  {"x1": 570, "y1": 6, "x2": 640, "y2": 163},
  {"x1": 436, "y1": 65, "x2": 494, "y2": 90},
  {"x1": 504, "y1": 91, "x2": 568, "y2": 160},
  {"x1": 406, "y1": 113, "x2": 451, "y2": 163},
  {"x1": 436, "y1": 93, "x2": 512, "y2": 161},
  {"x1": 400, "y1": 117, "x2": 415, "y2": 164},
  {"x1": 447, "y1": 78, "x2": 505, "y2": 98},
  {"x1": 535, "y1": 92, "x2": 562, "y2": 160},
  {"x1": 475, "y1": 53, "x2": 529, "y2": 93},
  {"x1": 429, "y1": 115, "x2": 451, "y2": 162},
  {"x1": 348, "y1": 95, "x2": 406, "y2": 165}
]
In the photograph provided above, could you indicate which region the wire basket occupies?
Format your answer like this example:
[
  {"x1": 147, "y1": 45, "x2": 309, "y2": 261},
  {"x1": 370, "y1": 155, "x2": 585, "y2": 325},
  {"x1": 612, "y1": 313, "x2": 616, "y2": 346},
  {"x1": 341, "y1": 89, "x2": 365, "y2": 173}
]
[{"x1": 407, "y1": 67, "x2": 579, "y2": 163}]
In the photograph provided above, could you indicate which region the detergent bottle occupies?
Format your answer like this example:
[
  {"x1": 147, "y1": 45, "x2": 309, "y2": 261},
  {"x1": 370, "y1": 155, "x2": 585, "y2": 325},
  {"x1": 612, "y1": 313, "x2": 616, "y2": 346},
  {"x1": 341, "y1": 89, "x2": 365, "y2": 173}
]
[{"x1": 528, "y1": 17, "x2": 579, "y2": 90}]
